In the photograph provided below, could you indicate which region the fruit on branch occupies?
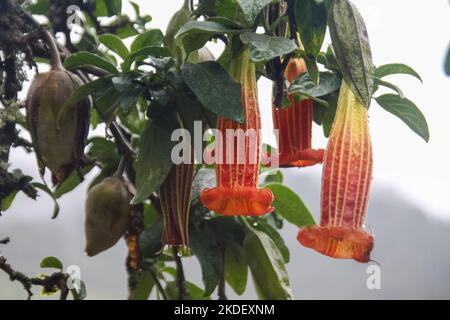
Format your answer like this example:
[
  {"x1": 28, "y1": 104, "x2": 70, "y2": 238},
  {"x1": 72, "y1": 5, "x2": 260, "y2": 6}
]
[
  {"x1": 84, "y1": 177, "x2": 132, "y2": 257},
  {"x1": 200, "y1": 49, "x2": 274, "y2": 216},
  {"x1": 297, "y1": 80, "x2": 374, "y2": 263},
  {"x1": 26, "y1": 30, "x2": 89, "y2": 185},
  {"x1": 272, "y1": 59, "x2": 324, "y2": 167}
]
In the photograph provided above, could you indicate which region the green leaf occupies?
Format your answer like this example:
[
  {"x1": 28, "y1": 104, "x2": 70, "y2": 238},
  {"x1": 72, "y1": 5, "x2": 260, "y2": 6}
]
[
  {"x1": 374, "y1": 77, "x2": 404, "y2": 98},
  {"x1": 31, "y1": 182, "x2": 60, "y2": 219},
  {"x1": 64, "y1": 52, "x2": 119, "y2": 74},
  {"x1": 266, "y1": 183, "x2": 315, "y2": 227},
  {"x1": 375, "y1": 94, "x2": 429, "y2": 142},
  {"x1": 122, "y1": 46, "x2": 171, "y2": 71},
  {"x1": 139, "y1": 217, "x2": 164, "y2": 260},
  {"x1": 53, "y1": 164, "x2": 95, "y2": 199},
  {"x1": 40, "y1": 256, "x2": 63, "y2": 270},
  {"x1": 58, "y1": 77, "x2": 113, "y2": 126},
  {"x1": 98, "y1": 33, "x2": 130, "y2": 59},
  {"x1": 1, "y1": 191, "x2": 17, "y2": 212},
  {"x1": 236, "y1": 0, "x2": 273, "y2": 25},
  {"x1": 240, "y1": 32, "x2": 296, "y2": 63},
  {"x1": 328, "y1": 0, "x2": 374, "y2": 107},
  {"x1": 253, "y1": 222, "x2": 289, "y2": 263},
  {"x1": 94, "y1": 0, "x2": 122, "y2": 16},
  {"x1": 175, "y1": 21, "x2": 242, "y2": 57},
  {"x1": 130, "y1": 270, "x2": 155, "y2": 300},
  {"x1": 27, "y1": 0, "x2": 50, "y2": 15},
  {"x1": 208, "y1": 217, "x2": 246, "y2": 246},
  {"x1": 243, "y1": 230, "x2": 293, "y2": 300},
  {"x1": 190, "y1": 224, "x2": 224, "y2": 297},
  {"x1": 182, "y1": 62, "x2": 245, "y2": 123},
  {"x1": 131, "y1": 119, "x2": 177, "y2": 204},
  {"x1": 224, "y1": 241, "x2": 248, "y2": 295},
  {"x1": 295, "y1": 0, "x2": 328, "y2": 82},
  {"x1": 263, "y1": 170, "x2": 283, "y2": 185},
  {"x1": 322, "y1": 92, "x2": 338, "y2": 137},
  {"x1": 288, "y1": 71, "x2": 342, "y2": 99},
  {"x1": 375, "y1": 63, "x2": 422, "y2": 83},
  {"x1": 165, "y1": 281, "x2": 210, "y2": 300},
  {"x1": 131, "y1": 29, "x2": 164, "y2": 53}
]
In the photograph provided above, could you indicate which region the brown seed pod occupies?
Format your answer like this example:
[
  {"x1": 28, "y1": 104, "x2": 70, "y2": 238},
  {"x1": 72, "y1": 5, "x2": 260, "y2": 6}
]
[
  {"x1": 84, "y1": 177, "x2": 132, "y2": 257},
  {"x1": 26, "y1": 30, "x2": 89, "y2": 184}
]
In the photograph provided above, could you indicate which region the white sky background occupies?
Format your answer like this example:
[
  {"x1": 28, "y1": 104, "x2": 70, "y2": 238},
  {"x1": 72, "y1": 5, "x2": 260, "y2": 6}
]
[
  {"x1": 131, "y1": 0, "x2": 450, "y2": 219},
  {"x1": 8, "y1": 0, "x2": 450, "y2": 220}
]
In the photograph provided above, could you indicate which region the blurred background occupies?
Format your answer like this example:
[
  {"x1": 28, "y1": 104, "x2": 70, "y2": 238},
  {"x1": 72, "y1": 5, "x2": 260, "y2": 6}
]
[{"x1": 1, "y1": 0, "x2": 450, "y2": 299}]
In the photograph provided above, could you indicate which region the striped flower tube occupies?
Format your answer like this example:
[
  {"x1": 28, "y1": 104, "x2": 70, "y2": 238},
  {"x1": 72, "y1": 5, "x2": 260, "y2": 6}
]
[
  {"x1": 273, "y1": 59, "x2": 324, "y2": 167},
  {"x1": 160, "y1": 161, "x2": 194, "y2": 248},
  {"x1": 200, "y1": 50, "x2": 274, "y2": 216},
  {"x1": 297, "y1": 80, "x2": 374, "y2": 263}
]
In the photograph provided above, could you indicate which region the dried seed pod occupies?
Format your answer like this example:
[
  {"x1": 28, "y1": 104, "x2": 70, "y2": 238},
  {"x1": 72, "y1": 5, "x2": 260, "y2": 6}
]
[
  {"x1": 84, "y1": 177, "x2": 132, "y2": 256},
  {"x1": 26, "y1": 30, "x2": 89, "y2": 184}
]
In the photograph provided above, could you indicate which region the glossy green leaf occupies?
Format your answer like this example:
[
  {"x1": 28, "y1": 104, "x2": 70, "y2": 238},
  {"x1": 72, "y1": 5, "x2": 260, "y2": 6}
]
[
  {"x1": 374, "y1": 77, "x2": 404, "y2": 98},
  {"x1": 243, "y1": 230, "x2": 293, "y2": 300},
  {"x1": 27, "y1": 0, "x2": 50, "y2": 15},
  {"x1": 130, "y1": 270, "x2": 155, "y2": 300},
  {"x1": 375, "y1": 63, "x2": 422, "y2": 82},
  {"x1": 266, "y1": 183, "x2": 315, "y2": 227},
  {"x1": 295, "y1": 0, "x2": 327, "y2": 82},
  {"x1": 175, "y1": 21, "x2": 242, "y2": 57},
  {"x1": 53, "y1": 164, "x2": 95, "y2": 199},
  {"x1": 122, "y1": 46, "x2": 171, "y2": 71},
  {"x1": 98, "y1": 33, "x2": 129, "y2": 59},
  {"x1": 254, "y1": 222, "x2": 289, "y2": 263},
  {"x1": 263, "y1": 170, "x2": 283, "y2": 185},
  {"x1": 236, "y1": 0, "x2": 273, "y2": 25},
  {"x1": 328, "y1": 0, "x2": 374, "y2": 107},
  {"x1": 132, "y1": 119, "x2": 176, "y2": 204},
  {"x1": 1, "y1": 191, "x2": 17, "y2": 212},
  {"x1": 131, "y1": 29, "x2": 164, "y2": 53},
  {"x1": 64, "y1": 52, "x2": 119, "y2": 74},
  {"x1": 40, "y1": 256, "x2": 63, "y2": 270},
  {"x1": 139, "y1": 217, "x2": 164, "y2": 260},
  {"x1": 375, "y1": 94, "x2": 429, "y2": 142},
  {"x1": 288, "y1": 71, "x2": 341, "y2": 99},
  {"x1": 165, "y1": 281, "x2": 210, "y2": 300},
  {"x1": 224, "y1": 241, "x2": 248, "y2": 295},
  {"x1": 182, "y1": 61, "x2": 245, "y2": 123},
  {"x1": 240, "y1": 32, "x2": 296, "y2": 63},
  {"x1": 190, "y1": 224, "x2": 223, "y2": 297}
]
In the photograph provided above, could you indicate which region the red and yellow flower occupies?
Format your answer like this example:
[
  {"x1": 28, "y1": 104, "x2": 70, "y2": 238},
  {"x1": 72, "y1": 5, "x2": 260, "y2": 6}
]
[
  {"x1": 272, "y1": 59, "x2": 324, "y2": 167},
  {"x1": 200, "y1": 50, "x2": 274, "y2": 216},
  {"x1": 297, "y1": 80, "x2": 374, "y2": 263}
]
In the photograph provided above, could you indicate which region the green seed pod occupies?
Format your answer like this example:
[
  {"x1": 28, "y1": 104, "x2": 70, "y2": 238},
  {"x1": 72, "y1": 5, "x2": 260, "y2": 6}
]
[
  {"x1": 26, "y1": 31, "x2": 89, "y2": 184},
  {"x1": 84, "y1": 177, "x2": 132, "y2": 257}
]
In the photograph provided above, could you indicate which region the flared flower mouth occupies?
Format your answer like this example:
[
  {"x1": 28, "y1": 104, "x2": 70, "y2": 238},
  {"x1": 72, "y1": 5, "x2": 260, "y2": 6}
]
[
  {"x1": 278, "y1": 148, "x2": 325, "y2": 168},
  {"x1": 200, "y1": 185, "x2": 274, "y2": 216},
  {"x1": 297, "y1": 226, "x2": 374, "y2": 263}
]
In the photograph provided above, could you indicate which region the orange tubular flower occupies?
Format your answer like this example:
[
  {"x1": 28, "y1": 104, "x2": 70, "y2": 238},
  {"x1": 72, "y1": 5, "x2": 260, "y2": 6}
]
[
  {"x1": 200, "y1": 50, "x2": 274, "y2": 216},
  {"x1": 273, "y1": 59, "x2": 324, "y2": 167},
  {"x1": 297, "y1": 80, "x2": 374, "y2": 263},
  {"x1": 160, "y1": 161, "x2": 194, "y2": 248}
]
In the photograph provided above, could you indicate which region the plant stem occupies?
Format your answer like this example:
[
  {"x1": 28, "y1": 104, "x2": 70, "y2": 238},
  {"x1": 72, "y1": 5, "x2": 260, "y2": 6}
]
[
  {"x1": 173, "y1": 247, "x2": 187, "y2": 300},
  {"x1": 150, "y1": 270, "x2": 168, "y2": 300},
  {"x1": 42, "y1": 30, "x2": 64, "y2": 71},
  {"x1": 218, "y1": 249, "x2": 227, "y2": 300}
]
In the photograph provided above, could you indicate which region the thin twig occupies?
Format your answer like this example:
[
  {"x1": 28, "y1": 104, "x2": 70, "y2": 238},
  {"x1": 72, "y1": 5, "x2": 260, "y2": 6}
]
[
  {"x1": 0, "y1": 256, "x2": 69, "y2": 300},
  {"x1": 173, "y1": 247, "x2": 187, "y2": 300}
]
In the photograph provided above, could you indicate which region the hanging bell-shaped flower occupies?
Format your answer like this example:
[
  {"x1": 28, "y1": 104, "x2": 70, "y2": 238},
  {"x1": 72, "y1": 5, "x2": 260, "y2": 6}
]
[
  {"x1": 272, "y1": 59, "x2": 324, "y2": 167},
  {"x1": 297, "y1": 80, "x2": 374, "y2": 263},
  {"x1": 200, "y1": 50, "x2": 274, "y2": 216}
]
